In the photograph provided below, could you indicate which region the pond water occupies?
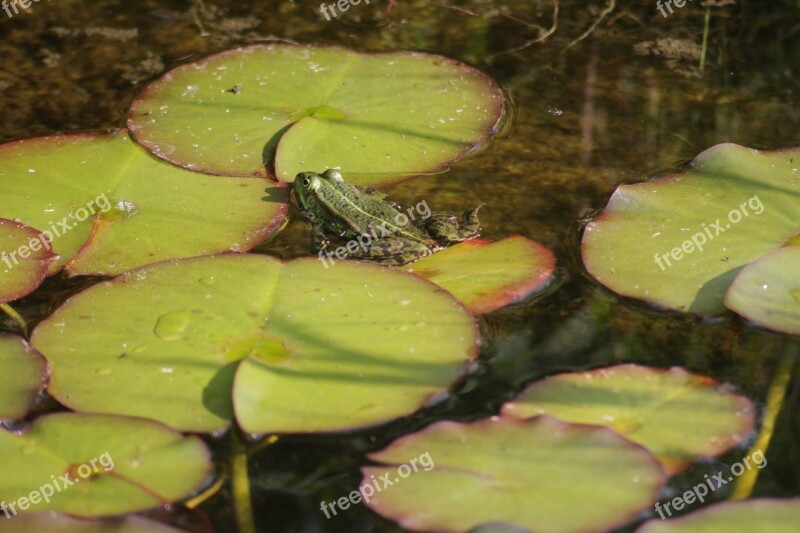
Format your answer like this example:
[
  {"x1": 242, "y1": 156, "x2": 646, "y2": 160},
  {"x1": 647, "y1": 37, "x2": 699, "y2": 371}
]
[{"x1": 0, "y1": 0, "x2": 798, "y2": 531}]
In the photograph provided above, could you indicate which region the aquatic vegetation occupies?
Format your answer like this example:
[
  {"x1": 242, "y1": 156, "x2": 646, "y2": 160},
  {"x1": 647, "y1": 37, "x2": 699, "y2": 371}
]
[
  {"x1": 636, "y1": 498, "x2": 800, "y2": 533},
  {"x1": 128, "y1": 44, "x2": 506, "y2": 186},
  {"x1": 363, "y1": 415, "x2": 666, "y2": 533},
  {"x1": 725, "y1": 247, "x2": 800, "y2": 335},
  {"x1": 31, "y1": 255, "x2": 477, "y2": 433},
  {"x1": 0, "y1": 131, "x2": 287, "y2": 276},
  {"x1": 404, "y1": 235, "x2": 556, "y2": 314},
  {"x1": 0, "y1": 219, "x2": 55, "y2": 303},
  {"x1": 502, "y1": 364, "x2": 755, "y2": 474},
  {"x1": 0, "y1": 335, "x2": 47, "y2": 422},
  {"x1": 2, "y1": 513, "x2": 188, "y2": 532},
  {"x1": 0, "y1": 413, "x2": 211, "y2": 518},
  {"x1": 582, "y1": 143, "x2": 800, "y2": 328}
]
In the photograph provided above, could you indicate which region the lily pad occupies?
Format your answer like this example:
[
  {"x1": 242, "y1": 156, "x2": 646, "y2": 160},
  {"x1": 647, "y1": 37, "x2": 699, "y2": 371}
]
[
  {"x1": 0, "y1": 218, "x2": 56, "y2": 303},
  {"x1": 0, "y1": 413, "x2": 211, "y2": 518},
  {"x1": 725, "y1": 247, "x2": 800, "y2": 335},
  {"x1": 501, "y1": 364, "x2": 754, "y2": 474},
  {"x1": 363, "y1": 416, "x2": 666, "y2": 533},
  {"x1": 404, "y1": 236, "x2": 556, "y2": 314},
  {"x1": 2, "y1": 513, "x2": 188, "y2": 532},
  {"x1": 636, "y1": 498, "x2": 800, "y2": 533},
  {"x1": 0, "y1": 131, "x2": 287, "y2": 276},
  {"x1": 582, "y1": 143, "x2": 800, "y2": 314},
  {"x1": 128, "y1": 44, "x2": 506, "y2": 186},
  {"x1": 31, "y1": 254, "x2": 477, "y2": 434},
  {"x1": 0, "y1": 335, "x2": 48, "y2": 422}
]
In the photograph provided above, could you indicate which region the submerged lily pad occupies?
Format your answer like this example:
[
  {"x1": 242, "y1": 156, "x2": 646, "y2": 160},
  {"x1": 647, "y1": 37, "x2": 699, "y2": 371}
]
[
  {"x1": 31, "y1": 255, "x2": 477, "y2": 433},
  {"x1": 0, "y1": 219, "x2": 56, "y2": 303},
  {"x1": 0, "y1": 131, "x2": 287, "y2": 276},
  {"x1": 128, "y1": 44, "x2": 506, "y2": 186},
  {"x1": 501, "y1": 364, "x2": 754, "y2": 474},
  {"x1": 2, "y1": 513, "x2": 187, "y2": 532},
  {"x1": 0, "y1": 413, "x2": 211, "y2": 518},
  {"x1": 582, "y1": 143, "x2": 800, "y2": 314},
  {"x1": 363, "y1": 416, "x2": 666, "y2": 533},
  {"x1": 725, "y1": 247, "x2": 800, "y2": 335},
  {"x1": 0, "y1": 335, "x2": 47, "y2": 422},
  {"x1": 636, "y1": 498, "x2": 800, "y2": 533},
  {"x1": 404, "y1": 236, "x2": 556, "y2": 314}
]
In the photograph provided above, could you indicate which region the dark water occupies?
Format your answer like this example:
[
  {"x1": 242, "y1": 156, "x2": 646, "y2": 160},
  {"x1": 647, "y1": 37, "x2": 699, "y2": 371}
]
[{"x1": 1, "y1": 0, "x2": 798, "y2": 531}]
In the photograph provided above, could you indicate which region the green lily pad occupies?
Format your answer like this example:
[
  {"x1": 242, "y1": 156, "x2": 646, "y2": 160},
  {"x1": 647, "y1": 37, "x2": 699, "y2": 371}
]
[
  {"x1": 0, "y1": 335, "x2": 48, "y2": 422},
  {"x1": 725, "y1": 247, "x2": 800, "y2": 335},
  {"x1": 0, "y1": 131, "x2": 287, "y2": 276},
  {"x1": 501, "y1": 364, "x2": 754, "y2": 474},
  {"x1": 636, "y1": 499, "x2": 800, "y2": 533},
  {"x1": 128, "y1": 44, "x2": 506, "y2": 186},
  {"x1": 582, "y1": 143, "x2": 800, "y2": 314},
  {"x1": 363, "y1": 416, "x2": 666, "y2": 533},
  {"x1": 31, "y1": 255, "x2": 477, "y2": 433},
  {"x1": 404, "y1": 236, "x2": 556, "y2": 314},
  {"x1": 2, "y1": 513, "x2": 187, "y2": 532},
  {"x1": 0, "y1": 413, "x2": 211, "y2": 518},
  {"x1": 0, "y1": 219, "x2": 56, "y2": 303}
]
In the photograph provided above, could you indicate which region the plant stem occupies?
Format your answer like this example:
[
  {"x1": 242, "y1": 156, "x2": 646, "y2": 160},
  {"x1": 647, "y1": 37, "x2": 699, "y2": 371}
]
[
  {"x1": 231, "y1": 426, "x2": 256, "y2": 533},
  {"x1": 0, "y1": 303, "x2": 28, "y2": 336},
  {"x1": 700, "y1": 6, "x2": 711, "y2": 71},
  {"x1": 731, "y1": 342, "x2": 797, "y2": 499}
]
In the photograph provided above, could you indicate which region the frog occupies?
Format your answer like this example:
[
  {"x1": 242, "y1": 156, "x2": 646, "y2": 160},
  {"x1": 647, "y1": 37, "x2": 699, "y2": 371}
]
[{"x1": 292, "y1": 169, "x2": 482, "y2": 266}]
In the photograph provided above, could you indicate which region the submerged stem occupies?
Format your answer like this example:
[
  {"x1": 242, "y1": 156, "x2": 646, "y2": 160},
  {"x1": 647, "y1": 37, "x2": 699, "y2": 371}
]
[
  {"x1": 731, "y1": 342, "x2": 797, "y2": 499},
  {"x1": 231, "y1": 427, "x2": 256, "y2": 533},
  {"x1": 700, "y1": 6, "x2": 711, "y2": 71},
  {"x1": 0, "y1": 303, "x2": 28, "y2": 336}
]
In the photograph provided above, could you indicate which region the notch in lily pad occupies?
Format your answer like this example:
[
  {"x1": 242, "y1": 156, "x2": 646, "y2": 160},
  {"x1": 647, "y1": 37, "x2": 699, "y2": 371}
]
[
  {"x1": 128, "y1": 44, "x2": 507, "y2": 186},
  {"x1": 502, "y1": 364, "x2": 755, "y2": 474},
  {"x1": 31, "y1": 254, "x2": 478, "y2": 434},
  {"x1": 0, "y1": 413, "x2": 212, "y2": 518}
]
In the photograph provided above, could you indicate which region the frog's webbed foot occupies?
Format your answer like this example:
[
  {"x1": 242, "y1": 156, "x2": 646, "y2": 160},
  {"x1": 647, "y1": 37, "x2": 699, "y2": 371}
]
[{"x1": 426, "y1": 204, "x2": 484, "y2": 244}]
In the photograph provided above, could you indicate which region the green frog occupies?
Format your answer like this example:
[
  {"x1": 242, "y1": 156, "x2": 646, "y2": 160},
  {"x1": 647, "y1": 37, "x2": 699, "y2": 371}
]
[{"x1": 292, "y1": 169, "x2": 482, "y2": 266}]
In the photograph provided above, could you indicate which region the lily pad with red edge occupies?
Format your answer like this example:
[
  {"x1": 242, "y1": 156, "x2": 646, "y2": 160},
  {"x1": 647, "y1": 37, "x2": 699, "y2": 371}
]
[
  {"x1": 363, "y1": 415, "x2": 666, "y2": 533},
  {"x1": 0, "y1": 412, "x2": 211, "y2": 518},
  {"x1": 636, "y1": 498, "x2": 800, "y2": 533},
  {"x1": 403, "y1": 235, "x2": 556, "y2": 314},
  {"x1": 31, "y1": 254, "x2": 477, "y2": 434},
  {"x1": 2, "y1": 513, "x2": 188, "y2": 532},
  {"x1": 127, "y1": 44, "x2": 506, "y2": 186},
  {"x1": 725, "y1": 246, "x2": 800, "y2": 335},
  {"x1": 582, "y1": 143, "x2": 800, "y2": 315},
  {"x1": 501, "y1": 364, "x2": 755, "y2": 474},
  {"x1": 0, "y1": 131, "x2": 287, "y2": 277},
  {"x1": 0, "y1": 218, "x2": 56, "y2": 303},
  {"x1": 0, "y1": 335, "x2": 48, "y2": 422}
]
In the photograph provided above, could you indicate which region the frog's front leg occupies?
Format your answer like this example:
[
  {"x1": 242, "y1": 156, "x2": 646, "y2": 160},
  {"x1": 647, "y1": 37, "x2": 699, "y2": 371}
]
[
  {"x1": 425, "y1": 204, "x2": 484, "y2": 244},
  {"x1": 310, "y1": 222, "x2": 331, "y2": 253}
]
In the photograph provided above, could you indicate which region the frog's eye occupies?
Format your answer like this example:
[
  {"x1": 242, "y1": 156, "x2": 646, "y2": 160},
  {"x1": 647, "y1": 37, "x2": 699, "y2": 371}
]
[{"x1": 302, "y1": 177, "x2": 311, "y2": 188}]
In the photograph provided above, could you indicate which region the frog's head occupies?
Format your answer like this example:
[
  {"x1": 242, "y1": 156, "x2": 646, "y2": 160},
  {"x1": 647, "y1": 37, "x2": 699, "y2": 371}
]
[
  {"x1": 293, "y1": 171, "x2": 324, "y2": 211},
  {"x1": 294, "y1": 169, "x2": 345, "y2": 208}
]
